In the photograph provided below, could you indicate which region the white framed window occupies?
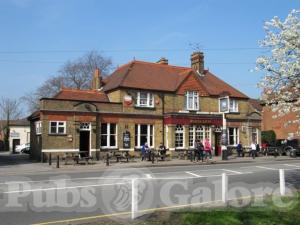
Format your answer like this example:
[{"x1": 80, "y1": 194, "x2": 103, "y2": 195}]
[
  {"x1": 135, "y1": 124, "x2": 154, "y2": 148},
  {"x1": 136, "y1": 92, "x2": 154, "y2": 108},
  {"x1": 251, "y1": 128, "x2": 258, "y2": 144},
  {"x1": 101, "y1": 123, "x2": 117, "y2": 148},
  {"x1": 175, "y1": 125, "x2": 184, "y2": 148},
  {"x1": 188, "y1": 125, "x2": 211, "y2": 148},
  {"x1": 185, "y1": 91, "x2": 199, "y2": 111},
  {"x1": 229, "y1": 99, "x2": 238, "y2": 112},
  {"x1": 228, "y1": 127, "x2": 239, "y2": 145},
  {"x1": 219, "y1": 97, "x2": 239, "y2": 113},
  {"x1": 35, "y1": 121, "x2": 42, "y2": 135},
  {"x1": 49, "y1": 121, "x2": 66, "y2": 134}
]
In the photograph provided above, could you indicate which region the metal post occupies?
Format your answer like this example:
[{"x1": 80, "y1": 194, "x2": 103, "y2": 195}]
[
  {"x1": 56, "y1": 155, "x2": 60, "y2": 168},
  {"x1": 279, "y1": 169, "x2": 286, "y2": 196},
  {"x1": 151, "y1": 151, "x2": 154, "y2": 164},
  {"x1": 131, "y1": 179, "x2": 138, "y2": 220},
  {"x1": 49, "y1": 153, "x2": 52, "y2": 166},
  {"x1": 222, "y1": 173, "x2": 228, "y2": 203},
  {"x1": 106, "y1": 153, "x2": 109, "y2": 166}
]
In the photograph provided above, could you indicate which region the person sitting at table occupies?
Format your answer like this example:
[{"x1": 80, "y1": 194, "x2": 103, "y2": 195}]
[
  {"x1": 141, "y1": 142, "x2": 149, "y2": 161},
  {"x1": 159, "y1": 143, "x2": 167, "y2": 160}
]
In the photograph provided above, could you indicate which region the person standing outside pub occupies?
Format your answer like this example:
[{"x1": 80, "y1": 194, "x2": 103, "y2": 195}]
[
  {"x1": 204, "y1": 138, "x2": 212, "y2": 161},
  {"x1": 236, "y1": 142, "x2": 243, "y2": 157}
]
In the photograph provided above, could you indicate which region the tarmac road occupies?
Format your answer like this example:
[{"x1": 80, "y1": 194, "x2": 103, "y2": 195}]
[{"x1": 1, "y1": 159, "x2": 300, "y2": 225}]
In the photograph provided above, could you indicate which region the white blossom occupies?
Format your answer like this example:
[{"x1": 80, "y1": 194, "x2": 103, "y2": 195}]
[{"x1": 256, "y1": 9, "x2": 300, "y2": 135}]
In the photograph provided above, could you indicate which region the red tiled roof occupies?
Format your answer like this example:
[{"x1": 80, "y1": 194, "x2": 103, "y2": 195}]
[
  {"x1": 103, "y1": 60, "x2": 248, "y2": 99},
  {"x1": 249, "y1": 99, "x2": 263, "y2": 111},
  {"x1": 53, "y1": 88, "x2": 109, "y2": 102}
]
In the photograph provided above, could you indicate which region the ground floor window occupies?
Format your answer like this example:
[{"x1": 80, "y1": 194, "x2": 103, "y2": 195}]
[
  {"x1": 228, "y1": 127, "x2": 239, "y2": 145},
  {"x1": 189, "y1": 125, "x2": 211, "y2": 148},
  {"x1": 101, "y1": 123, "x2": 117, "y2": 148},
  {"x1": 251, "y1": 128, "x2": 258, "y2": 144},
  {"x1": 175, "y1": 125, "x2": 184, "y2": 148},
  {"x1": 135, "y1": 124, "x2": 154, "y2": 147}
]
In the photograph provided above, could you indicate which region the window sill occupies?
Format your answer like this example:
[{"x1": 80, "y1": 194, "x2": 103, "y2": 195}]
[
  {"x1": 48, "y1": 133, "x2": 67, "y2": 136},
  {"x1": 134, "y1": 105, "x2": 156, "y2": 110}
]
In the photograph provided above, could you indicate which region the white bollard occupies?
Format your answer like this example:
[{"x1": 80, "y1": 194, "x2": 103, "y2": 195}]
[
  {"x1": 222, "y1": 173, "x2": 228, "y2": 203},
  {"x1": 131, "y1": 179, "x2": 138, "y2": 219},
  {"x1": 279, "y1": 169, "x2": 286, "y2": 196}
]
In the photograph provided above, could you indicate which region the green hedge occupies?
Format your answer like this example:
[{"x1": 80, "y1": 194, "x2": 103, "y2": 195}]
[{"x1": 261, "y1": 130, "x2": 276, "y2": 145}]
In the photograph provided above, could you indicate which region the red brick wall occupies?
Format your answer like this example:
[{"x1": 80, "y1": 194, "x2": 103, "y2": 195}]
[{"x1": 262, "y1": 106, "x2": 299, "y2": 139}]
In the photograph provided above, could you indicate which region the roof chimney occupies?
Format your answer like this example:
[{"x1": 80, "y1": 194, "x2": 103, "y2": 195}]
[
  {"x1": 156, "y1": 57, "x2": 168, "y2": 65},
  {"x1": 91, "y1": 68, "x2": 101, "y2": 90},
  {"x1": 191, "y1": 52, "x2": 204, "y2": 75}
]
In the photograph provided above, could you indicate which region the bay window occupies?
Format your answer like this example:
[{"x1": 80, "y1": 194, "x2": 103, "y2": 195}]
[
  {"x1": 135, "y1": 124, "x2": 154, "y2": 147},
  {"x1": 101, "y1": 123, "x2": 117, "y2": 148},
  {"x1": 229, "y1": 99, "x2": 238, "y2": 112},
  {"x1": 136, "y1": 92, "x2": 154, "y2": 108},
  {"x1": 219, "y1": 97, "x2": 239, "y2": 113},
  {"x1": 185, "y1": 91, "x2": 199, "y2": 111}
]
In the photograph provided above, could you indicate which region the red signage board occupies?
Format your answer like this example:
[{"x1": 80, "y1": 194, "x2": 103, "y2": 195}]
[{"x1": 164, "y1": 116, "x2": 222, "y2": 126}]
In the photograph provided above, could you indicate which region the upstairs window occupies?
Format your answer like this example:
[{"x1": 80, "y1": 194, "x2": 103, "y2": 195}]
[
  {"x1": 219, "y1": 97, "x2": 239, "y2": 113},
  {"x1": 229, "y1": 99, "x2": 238, "y2": 112},
  {"x1": 49, "y1": 121, "x2": 66, "y2": 134},
  {"x1": 35, "y1": 121, "x2": 42, "y2": 135},
  {"x1": 185, "y1": 91, "x2": 199, "y2": 111},
  {"x1": 136, "y1": 92, "x2": 154, "y2": 108}
]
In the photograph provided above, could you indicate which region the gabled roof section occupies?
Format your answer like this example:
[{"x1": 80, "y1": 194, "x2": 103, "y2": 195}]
[
  {"x1": 198, "y1": 71, "x2": 249, "y2": 99},
  {"x1": 249, "y1": 99, "x2": 263, "y2": 112},
  {"x1": 52, "y1": 88, "x2": 109, "y2": 102},
  {"x1": 103, "y1": 60, "x2": 249, "y2": 99}
]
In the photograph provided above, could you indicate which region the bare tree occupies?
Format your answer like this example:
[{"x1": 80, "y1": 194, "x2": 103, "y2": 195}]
[
  {"x1": 0, "y1": 97, "x2": 22, "y2": 151},
  {"x1": 22, "y1": 51, "x2": 113, "y2": 112}
]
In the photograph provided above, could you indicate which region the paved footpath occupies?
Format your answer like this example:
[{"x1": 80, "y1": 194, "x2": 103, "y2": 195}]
[{"x1": 0, "y1": 152, "x2": 298, "y2": 176}]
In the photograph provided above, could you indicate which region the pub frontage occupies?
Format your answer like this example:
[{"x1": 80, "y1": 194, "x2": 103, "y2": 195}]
[{"x1": 28, "y1": 52, "x2": 261, "y2": 161}]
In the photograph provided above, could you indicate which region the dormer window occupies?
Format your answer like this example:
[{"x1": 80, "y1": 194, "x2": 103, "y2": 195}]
[
  {"x1": 136, "y1": 92, "x2": 154, "y2": 108},
  {"x1": 185, "y1": 91, "x2": 199, "y2": 111}
]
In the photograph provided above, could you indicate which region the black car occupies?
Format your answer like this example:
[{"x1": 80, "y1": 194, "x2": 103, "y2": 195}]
[{"x1": 288, "y1": 139, "x2": 300, "y2": 157}]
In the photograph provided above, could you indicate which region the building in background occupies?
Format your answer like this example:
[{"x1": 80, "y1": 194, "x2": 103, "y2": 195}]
[
  {"x1": 28, "y1": 52, "x2": 261, "y2": 161},
  {"x1": 262, "y1": 105, "x2": 299, "y2": 140},
  {"x1": 0, "y1": 119, "x2": 30, "y2": 153}
]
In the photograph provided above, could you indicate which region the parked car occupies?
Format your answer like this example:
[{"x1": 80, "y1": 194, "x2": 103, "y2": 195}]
[
  {"x1": 21, "y1": 146, "x2": 30, "y2": 154},
  {"x1": 15, "y1": 143, "x2": 30, "y2": 154},
  {"x1": 287, "y1": 139, "x2": 300, "y2": 157}
]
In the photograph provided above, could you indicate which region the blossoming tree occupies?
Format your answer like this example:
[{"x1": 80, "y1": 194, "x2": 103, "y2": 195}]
[{"x1": 256, "y1": 9, "x2": 300, "y2": 135}]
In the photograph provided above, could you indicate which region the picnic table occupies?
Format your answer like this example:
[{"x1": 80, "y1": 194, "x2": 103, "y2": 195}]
[{"x1": 64, "y1": 151, "x2": 93, "y2": 165}]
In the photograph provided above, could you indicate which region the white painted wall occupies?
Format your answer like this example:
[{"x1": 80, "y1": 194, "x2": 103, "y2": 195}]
[{"x1": 9, "y1": 126, "x2": 30, "y2": 152}]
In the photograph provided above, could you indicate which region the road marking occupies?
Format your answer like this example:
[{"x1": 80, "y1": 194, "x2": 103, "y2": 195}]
[
  {"x1": 145, "y1": 174, "x2": 152, "y2": 179},
  {"x1": 284, "y1": 164, "x2": 300, "y2": 168},
  {"x1": 185, "y1": 171, "x2": 202, "y2": 177},
  {"x1": 222, "y1": 169, "x2": 242, "y2": 174},
  {"x1": 2, "y1": 182, "x2": 127, "y2": 194},
  {"x1": 256, "y1": 166, "x2": 277, "y2": 171}
]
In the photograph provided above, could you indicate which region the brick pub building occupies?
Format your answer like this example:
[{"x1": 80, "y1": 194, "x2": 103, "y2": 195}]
[{"x1": 28, "y1": 52, "x2": 261, "y2": 161}]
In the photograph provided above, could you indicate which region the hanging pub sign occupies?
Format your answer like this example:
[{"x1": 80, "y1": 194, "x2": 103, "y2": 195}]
[{"x1": 123, "y1": 131, "x2": 131, "y2": 149}]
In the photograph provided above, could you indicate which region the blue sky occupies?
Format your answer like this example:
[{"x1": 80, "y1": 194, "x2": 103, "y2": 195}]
[{"x1": 0, "y1": 0, "x2": 299, "y2": 105}]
